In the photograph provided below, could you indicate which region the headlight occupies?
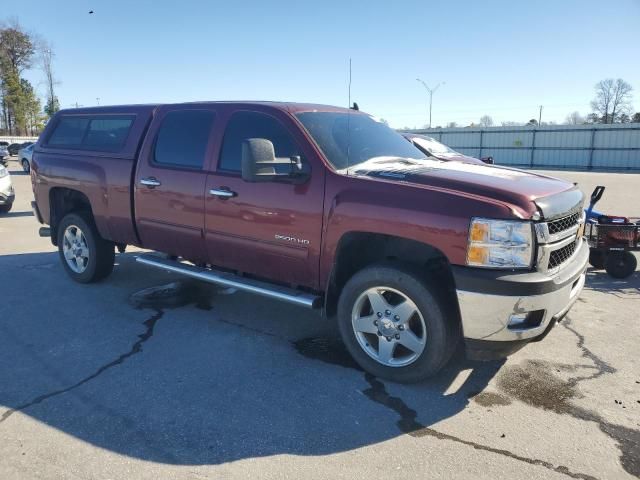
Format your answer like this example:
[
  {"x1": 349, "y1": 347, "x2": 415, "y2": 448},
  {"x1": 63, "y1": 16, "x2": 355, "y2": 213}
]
[
  {"x1": 466, "y1": 218, "x2": 534, "y2": 269},
  {"x1": 0, "y1": 166, "x2": 8, "y2": 178}
]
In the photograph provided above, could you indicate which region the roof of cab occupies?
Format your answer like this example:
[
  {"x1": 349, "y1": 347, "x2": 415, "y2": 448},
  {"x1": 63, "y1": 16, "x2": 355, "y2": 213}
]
[{"x1": 57, "y1": 101, "x2": 361, "y2": 116}]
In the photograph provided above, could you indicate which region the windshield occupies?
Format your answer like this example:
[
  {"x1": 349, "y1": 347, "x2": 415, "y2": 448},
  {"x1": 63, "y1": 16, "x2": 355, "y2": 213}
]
[
  {"x1": 296, "y1": 112, "x2": 426, "y2": 170},
  {"x1": 412, "y1": 136, "x2": 458, "y2": 155}
]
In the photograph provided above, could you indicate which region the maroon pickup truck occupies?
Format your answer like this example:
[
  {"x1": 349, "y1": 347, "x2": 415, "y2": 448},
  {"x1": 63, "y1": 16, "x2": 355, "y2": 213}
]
[{"x1": 31, "y1": 102, "x2": 588, "y2": 382}]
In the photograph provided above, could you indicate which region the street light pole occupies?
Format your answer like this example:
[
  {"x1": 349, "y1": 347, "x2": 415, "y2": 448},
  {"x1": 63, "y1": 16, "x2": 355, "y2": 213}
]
[{"x1": 416, "y1": 78, "x2": 445, "y2": 129}]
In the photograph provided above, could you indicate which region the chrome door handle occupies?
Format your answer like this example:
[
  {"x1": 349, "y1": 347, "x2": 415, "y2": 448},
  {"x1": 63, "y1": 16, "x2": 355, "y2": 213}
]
[
  {"x1": 140, "y1": 177, "x2": 161, "y2": 187},
  {"x1": 209, "y1": 188, "x2": 237, "y2": 198}
]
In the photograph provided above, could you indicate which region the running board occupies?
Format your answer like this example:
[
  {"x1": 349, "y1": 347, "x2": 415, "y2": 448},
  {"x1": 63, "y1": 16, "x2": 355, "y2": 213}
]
[{"x1": 136, "y1": 254, "x2": 322, "y2": 309}]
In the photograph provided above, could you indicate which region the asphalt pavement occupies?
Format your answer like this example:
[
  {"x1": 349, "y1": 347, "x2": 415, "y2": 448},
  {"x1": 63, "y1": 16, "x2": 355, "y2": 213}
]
[{"x1": 1, "y1": 158, "x2": 638, "y2": 479}]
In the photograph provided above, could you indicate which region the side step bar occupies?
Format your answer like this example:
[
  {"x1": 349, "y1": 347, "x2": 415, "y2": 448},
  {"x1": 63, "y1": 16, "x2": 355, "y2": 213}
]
[{"x1": 136, "y1": 254, "x2": 322, "y2": 309}]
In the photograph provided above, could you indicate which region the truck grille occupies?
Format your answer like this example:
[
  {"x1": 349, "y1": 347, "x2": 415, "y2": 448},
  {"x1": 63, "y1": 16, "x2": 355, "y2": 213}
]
[
  {"x1": 547, "y1": 211, "x2": 581, "y2": 236},
  {"x1": 548, "y1": 240, "x2": 577, "y2": 270}
]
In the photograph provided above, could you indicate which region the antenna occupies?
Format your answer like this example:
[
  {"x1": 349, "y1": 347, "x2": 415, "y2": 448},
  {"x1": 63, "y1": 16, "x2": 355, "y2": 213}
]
[
  {"x1": 347, "y1": 58, "x2": 352, "y2": 173},
  {"x1": 348, "y1": 58, "x2": 352, "y2": 108}
]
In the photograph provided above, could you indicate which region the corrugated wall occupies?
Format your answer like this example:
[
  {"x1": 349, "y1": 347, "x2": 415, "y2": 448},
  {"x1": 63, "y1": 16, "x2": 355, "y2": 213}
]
[
  {"x1": 0, "y1": 136, "x2": 39, "y2": 144},
  {"x1": 405, "y1": 124, "x2": 640, "y2": 170}
]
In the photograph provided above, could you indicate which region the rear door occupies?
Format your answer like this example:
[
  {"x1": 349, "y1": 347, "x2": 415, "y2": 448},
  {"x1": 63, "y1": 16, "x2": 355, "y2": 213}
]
[
  {"x1": 134, "y1": 105, "x2": 217, "y2": 262},
  {"x1": 204, "y1": 107, "x2": 325, "y2": 289}
]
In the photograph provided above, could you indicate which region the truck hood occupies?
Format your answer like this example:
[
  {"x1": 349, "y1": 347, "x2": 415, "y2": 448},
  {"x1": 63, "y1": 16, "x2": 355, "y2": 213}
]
[
  {"x1": 348, "y1": 157, "x2": 582, "y2": 219},
  {"x1": 431, "y1": 152, "x2": 485, "y2": 165}
]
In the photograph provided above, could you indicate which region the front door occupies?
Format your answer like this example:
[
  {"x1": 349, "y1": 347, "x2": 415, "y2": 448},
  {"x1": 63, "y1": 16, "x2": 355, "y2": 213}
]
[
  {"x1": 204, "y1": 108, "x2": 325, "y2": 289},
  {"x1": 134, "y1": 105, "x2": 217, "y2": 262}
]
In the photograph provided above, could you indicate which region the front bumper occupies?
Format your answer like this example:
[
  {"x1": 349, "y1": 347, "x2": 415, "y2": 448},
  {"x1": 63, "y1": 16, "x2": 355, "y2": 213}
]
[
  {"x1": 453, "y1": 237, "x2": 589, "y2": 360},
  {"x1": 0, "y1": 176, "x2": 14, "y2": 205},
  {"x1": 0, "y1": 192, "x2": 15, "y2": 206}
]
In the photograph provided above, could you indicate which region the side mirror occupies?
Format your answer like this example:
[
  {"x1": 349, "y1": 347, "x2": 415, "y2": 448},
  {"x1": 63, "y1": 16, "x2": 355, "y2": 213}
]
[{"x1": 241, "y1": 138, "x2": 306, "y2": 183}]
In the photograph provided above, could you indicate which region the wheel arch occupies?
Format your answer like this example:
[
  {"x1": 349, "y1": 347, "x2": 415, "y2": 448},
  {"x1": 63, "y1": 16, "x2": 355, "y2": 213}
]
[
  {"x1": 49, "y1": 187, "x2": 96, "y2": 246},
  {"x1": 324, "y1": 232, "x2": 460, "y2": 324}
]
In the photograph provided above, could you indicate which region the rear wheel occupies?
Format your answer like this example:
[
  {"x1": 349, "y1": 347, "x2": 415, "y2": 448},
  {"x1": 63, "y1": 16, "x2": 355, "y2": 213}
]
[
  {"x1": 0, "y1": 204, "x2": 12, "y2": 214},
  {"x1": 21, "y1": 159, "x2": 30, "y2": 173},
  {"x1": 337, "y1": 264, "x2": 457, "y2": 383},
  {"x1": 605, "y1": 252, "x2": 637, "y2": 279},
  {"x1": 57, "y1": 213, "x2": 115, "y2": 283},
  {"x1": 588, "y1": 249, "x2": 606, "y2": 269}
]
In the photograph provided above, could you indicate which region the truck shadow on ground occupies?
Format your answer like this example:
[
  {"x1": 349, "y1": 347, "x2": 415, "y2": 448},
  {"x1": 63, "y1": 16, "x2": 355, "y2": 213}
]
[
  {"x1": 1, "y1": 251, "x2": 505, "y2": 466},
  {"x1": 0, "y1": 210, "x2": 34, "y2": 218},
  {"x1": 583, "y1": 267, "x2": 639, "y2": 297}
]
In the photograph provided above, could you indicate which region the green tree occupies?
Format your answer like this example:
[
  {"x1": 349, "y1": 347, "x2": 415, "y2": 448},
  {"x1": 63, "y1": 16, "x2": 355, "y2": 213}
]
[
  {"x1": 3, "y1": 68, "x2": 27, "y2": 134},
  {"x1": 0, "y1": 23, "x2": 34, "y2": 73},
  {"x1": 21, "y1": 78, "x2": 42, "y2": 134},
  {"x1": 0, "y1": 21, "x2": 36, "y2": 134},
  {"x1": 44, "y1": 95, "x2": 59, "y2": 117}
]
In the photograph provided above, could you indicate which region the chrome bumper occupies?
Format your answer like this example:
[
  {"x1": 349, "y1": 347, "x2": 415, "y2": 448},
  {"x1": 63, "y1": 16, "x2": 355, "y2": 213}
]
[{"x1": 455, "y1": 238, "x2": 589, "y2": 343}]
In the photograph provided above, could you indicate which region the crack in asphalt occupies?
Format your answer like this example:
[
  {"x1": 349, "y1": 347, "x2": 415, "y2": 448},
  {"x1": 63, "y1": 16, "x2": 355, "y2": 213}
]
[
  {"x1": 492, "y1": 317, "x2": 639, "y2": 478},
  {"x1": 561, "y1": 317, "x2": 616, "y2": 387},
  {"x1": 0, "y1": 309, "x2": 163, "y2": 425},
  {"x1": 2, "y1": 280, "x2": 635, "y2": 478},
  {"x1": 362, "y1": 373, "x2": 599, "y2": 480},
  {"x1": 293, "y1": 337, "x2": 601, "y2": 479},
  {"x1": 560, "y1": 317, "x2": 639, "y2": 478}
]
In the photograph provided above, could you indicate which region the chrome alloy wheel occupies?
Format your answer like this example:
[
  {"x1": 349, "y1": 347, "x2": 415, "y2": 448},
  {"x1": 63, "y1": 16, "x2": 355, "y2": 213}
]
[
  {"x1": 62, "y1": 225, "x2": 90, "y2": 273},
  {"x1": 351, "y1": 286, "x2": 427, "y2": 367}
]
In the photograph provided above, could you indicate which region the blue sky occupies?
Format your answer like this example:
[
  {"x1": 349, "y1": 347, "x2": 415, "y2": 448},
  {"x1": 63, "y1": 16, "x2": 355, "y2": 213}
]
[{"x1": 8, "y1": 0, "x2": 640, "y2": 128}]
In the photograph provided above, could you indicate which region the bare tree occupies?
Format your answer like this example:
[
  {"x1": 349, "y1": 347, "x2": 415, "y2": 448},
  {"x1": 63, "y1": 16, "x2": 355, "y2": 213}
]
[
  {"x1": 633, "y1": 112, "x2": 640, "y2": 123},
  {"x1": 565, "y1": 111, "x2": 584, "y2": 125},
  {"x1": 479, "y1": 115, "x2": 493, "y2": 127},
  {"x1": 610, "y1": 79, "x2": 633, "y2": 122},
  {"x1": 591, "y1": 78, "x2": 633, "y2": 123},
  {"x1": 38, "y1": 39, "x2": 60, "y2": 118}
]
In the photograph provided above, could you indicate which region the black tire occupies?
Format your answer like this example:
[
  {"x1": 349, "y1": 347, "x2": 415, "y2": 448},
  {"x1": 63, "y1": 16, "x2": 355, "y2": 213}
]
[
  {"x1": 57, "y1": 213, "x2": 115, "y2": 283},
  {"x1": 589, "y1": 249, "x2": 606, "y2": 270},
  {"x1": 336, "y1": 264, "x2": 458, "y2": 383},
  {"x1": 21, "y1": 159, "x2": 30, "y2": 173},
  {"x1": 0, "y1": 204, "x2": 12, "y2": 214},
  {"x1": 604, "y1": 252, "x2": 637, "y2": 279}
]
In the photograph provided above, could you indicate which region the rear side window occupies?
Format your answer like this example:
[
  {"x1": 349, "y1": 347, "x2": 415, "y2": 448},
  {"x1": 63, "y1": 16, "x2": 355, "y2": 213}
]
[
  {"x1": 48, "y1": 117, "x2": 90, "y2": 146},
  {"x1": 154, "y1": 110, "x2": 215, "y2": 169},
  {"x1": 84, "y1": 118, "x2": 133, "y2": 149},
  {"x1": 47, "y1": 116, "x2": 134, "y2": 152},
  {"x1": 219, "y1": 111, "x2": 300, "y2": 172}
]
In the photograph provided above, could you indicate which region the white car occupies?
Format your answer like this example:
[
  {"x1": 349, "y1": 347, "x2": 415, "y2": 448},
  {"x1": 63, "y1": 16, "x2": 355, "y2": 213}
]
[
  {"x1": 0, "y1": 165, "x2": 15, "y2": 213},
  {"x1": 0, "y1": 145, "x2": 9, "y2": 166},
  {"x1": 18, "y1": 144, "x2": 34, "y2": 172}
]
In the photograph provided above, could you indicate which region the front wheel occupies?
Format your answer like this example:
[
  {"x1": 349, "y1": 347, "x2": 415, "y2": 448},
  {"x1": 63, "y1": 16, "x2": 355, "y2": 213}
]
[
  {"x1": 605, "y1": 251, "x2": 637, "y2": 279},
  {"x1": 21, "y1": 159, "x2": 30, "y2": 173},
  {"x1": 57, "y1": 213, "x2": 115, "y2": 283},
  {"x1": 589, "y1": 249, "x2": 606, "y2": 269},
  {"x1": 0, "y1": 204, "x2": 12, "y2": 214},
  {"x1": 337, "y1": 264, "x2": 458, "y2": 383}
]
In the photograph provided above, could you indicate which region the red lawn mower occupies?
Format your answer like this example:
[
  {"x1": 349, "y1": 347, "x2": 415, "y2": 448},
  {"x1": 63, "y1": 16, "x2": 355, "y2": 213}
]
[{"x1": 585, "y1": 186, "x2": 639, "y2": 279}]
